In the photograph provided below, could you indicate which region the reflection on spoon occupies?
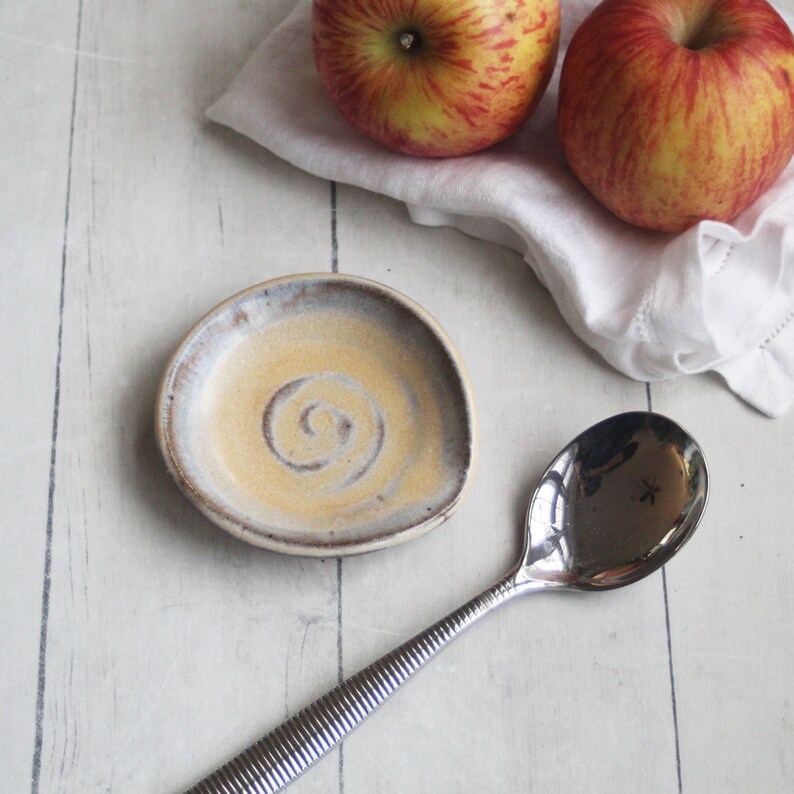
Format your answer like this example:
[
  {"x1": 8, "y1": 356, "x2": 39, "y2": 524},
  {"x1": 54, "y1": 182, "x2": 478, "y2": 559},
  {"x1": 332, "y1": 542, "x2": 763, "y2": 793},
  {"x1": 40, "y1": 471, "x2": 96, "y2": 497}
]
[{"x1": 186, "y1": 411, "x2": 708, "y2": 794}]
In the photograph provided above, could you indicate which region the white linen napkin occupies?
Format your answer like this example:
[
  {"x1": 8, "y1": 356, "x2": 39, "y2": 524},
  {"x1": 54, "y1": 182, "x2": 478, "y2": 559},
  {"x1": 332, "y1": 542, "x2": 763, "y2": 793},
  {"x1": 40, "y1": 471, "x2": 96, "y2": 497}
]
[{"x1": 207, "y1": 0, "x2": 794, "y2": 417}]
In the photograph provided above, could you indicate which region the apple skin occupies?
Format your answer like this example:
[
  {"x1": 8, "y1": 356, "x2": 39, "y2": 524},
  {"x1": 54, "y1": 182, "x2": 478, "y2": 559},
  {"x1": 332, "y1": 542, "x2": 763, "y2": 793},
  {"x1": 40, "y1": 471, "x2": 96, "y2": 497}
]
[
  {"x1": 312, "y1": 0, "x2": 561, "y2": 158},
  {"x1": 557, "y1": 0, "x2": 794, "y2": 232}
]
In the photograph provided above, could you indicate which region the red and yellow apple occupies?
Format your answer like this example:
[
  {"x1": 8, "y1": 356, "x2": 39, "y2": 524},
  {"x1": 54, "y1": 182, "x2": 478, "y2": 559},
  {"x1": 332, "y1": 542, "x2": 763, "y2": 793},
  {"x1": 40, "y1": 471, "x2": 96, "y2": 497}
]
[
  {"x1": 312, "y1": 0, "x2": 561, "y2": 157},
  {"x1": 557, "y1": 0, "x2": 794, "y2": 232}
]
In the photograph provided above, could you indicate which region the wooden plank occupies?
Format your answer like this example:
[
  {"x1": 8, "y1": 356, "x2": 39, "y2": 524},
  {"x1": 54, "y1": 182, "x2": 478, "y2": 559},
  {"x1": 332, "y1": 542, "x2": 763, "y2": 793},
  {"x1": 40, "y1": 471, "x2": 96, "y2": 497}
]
[
  {"x1": 334, "y1": 185, "x2": 683, "y2": 792},
  {"x1": 33, "y1": 1, "x2": 342, "y2": 791},
  {"x1": 0, "y1": 1, "x2": 81, "y2": 790},
  {"x1": 651, "y1": 375, "x2": 794, "y2": 792}
]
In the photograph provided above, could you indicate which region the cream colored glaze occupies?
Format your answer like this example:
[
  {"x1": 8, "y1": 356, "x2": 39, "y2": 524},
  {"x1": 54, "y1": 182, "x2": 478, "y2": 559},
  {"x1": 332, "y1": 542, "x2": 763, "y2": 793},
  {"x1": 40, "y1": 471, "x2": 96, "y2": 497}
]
[{"x1": 198, "y1": 309, "x2": 449, "y2": 533}]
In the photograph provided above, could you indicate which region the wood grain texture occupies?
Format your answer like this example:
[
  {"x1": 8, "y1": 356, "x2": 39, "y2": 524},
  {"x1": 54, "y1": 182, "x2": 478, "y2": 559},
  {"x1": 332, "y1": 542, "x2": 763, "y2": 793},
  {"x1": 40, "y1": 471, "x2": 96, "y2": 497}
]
[
  {"x1": 335, "y1": 186, "x2": 679, "y2": 793},
  {"x1": 25, "y1": 1, "x2": 339, "y2": 791},
  {"x1": 3, "y1": 0, "x2": 794, "y2": 792},
  {"x1": 652, "y1": 377, "x2": 794, "y2": 793},
  {"x1": 0, "y1": 1, "x2": 81, "y2": 790}
]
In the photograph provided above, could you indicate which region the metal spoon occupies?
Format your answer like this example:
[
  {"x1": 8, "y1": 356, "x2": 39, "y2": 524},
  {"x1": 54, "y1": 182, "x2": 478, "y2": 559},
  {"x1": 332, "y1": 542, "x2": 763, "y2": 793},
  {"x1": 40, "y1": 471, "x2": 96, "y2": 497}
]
[{"x1": 187, "y1": 411, "x2": 708, "y2": 793}]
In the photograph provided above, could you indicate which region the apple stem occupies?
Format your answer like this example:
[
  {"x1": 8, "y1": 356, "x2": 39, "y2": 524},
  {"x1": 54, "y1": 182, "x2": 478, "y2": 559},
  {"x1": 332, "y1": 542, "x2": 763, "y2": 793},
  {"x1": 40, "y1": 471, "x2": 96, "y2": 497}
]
[{"x1": 399, "y1": 32, "x2": 416, "y2": 50}]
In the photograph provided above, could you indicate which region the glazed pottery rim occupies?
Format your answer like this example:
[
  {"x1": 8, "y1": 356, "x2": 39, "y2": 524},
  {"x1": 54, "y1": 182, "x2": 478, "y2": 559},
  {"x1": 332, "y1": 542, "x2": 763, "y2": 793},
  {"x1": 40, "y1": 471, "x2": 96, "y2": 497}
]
[{"x1": 155, "y1": 272, "x2": 478, "y2": 557}]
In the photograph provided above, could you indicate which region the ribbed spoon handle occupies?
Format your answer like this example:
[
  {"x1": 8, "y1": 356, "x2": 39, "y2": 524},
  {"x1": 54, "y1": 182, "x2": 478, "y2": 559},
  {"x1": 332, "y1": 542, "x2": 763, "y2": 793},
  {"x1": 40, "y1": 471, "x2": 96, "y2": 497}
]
[{"x1": 186, "y1": 577, "x2": 518, "y2": 794}]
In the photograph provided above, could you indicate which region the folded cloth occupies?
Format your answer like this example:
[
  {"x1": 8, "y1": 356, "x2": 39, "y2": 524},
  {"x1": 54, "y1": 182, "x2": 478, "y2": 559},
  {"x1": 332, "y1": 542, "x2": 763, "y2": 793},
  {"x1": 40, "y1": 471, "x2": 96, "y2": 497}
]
[{"x1": 207, "y1": 0, "x2": 794, "y2": 417}]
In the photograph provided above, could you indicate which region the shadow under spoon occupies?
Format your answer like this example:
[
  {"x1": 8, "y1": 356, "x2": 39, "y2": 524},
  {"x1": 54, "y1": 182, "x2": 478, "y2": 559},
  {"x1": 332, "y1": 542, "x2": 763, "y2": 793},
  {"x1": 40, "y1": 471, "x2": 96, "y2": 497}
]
[{"x1": 186, "y1": 410, "x2": 709, "y2": 793}]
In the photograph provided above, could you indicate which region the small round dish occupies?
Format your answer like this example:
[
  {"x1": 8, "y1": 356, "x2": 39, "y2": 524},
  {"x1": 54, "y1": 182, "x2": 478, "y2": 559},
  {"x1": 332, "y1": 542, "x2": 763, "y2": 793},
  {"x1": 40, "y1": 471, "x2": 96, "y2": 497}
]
[{"x1": 155, "y1": 273, "x2": 477, "y2": 556}]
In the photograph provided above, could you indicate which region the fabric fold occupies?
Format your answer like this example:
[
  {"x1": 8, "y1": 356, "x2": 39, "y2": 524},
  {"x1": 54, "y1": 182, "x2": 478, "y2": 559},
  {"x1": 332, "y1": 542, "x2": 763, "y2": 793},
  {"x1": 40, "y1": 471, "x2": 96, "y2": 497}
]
[{"x1": 207, "y1": 0, "x2": 794, "y2": 416}]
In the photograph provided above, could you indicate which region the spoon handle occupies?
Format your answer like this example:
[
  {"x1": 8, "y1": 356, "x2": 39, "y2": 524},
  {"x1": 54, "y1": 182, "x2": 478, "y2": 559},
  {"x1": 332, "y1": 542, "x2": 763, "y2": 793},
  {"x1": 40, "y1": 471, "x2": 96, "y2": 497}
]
[{"x1": 186, "y1": 576, "x2": 518, "y2": 793}]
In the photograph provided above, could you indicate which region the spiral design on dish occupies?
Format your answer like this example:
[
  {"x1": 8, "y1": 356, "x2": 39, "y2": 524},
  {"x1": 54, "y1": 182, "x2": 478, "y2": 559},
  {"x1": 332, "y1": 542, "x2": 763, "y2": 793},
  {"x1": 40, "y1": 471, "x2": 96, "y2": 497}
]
[{"x1": 262, "y1": 374, "x2": 385, "y2": 489}]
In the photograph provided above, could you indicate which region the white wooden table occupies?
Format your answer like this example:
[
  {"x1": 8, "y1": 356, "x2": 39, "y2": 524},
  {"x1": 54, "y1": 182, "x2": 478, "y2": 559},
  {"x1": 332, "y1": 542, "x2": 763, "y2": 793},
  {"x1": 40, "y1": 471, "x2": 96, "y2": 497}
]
[{"x1": 3, "y1": 1, "x2": 794, "y2": 792}]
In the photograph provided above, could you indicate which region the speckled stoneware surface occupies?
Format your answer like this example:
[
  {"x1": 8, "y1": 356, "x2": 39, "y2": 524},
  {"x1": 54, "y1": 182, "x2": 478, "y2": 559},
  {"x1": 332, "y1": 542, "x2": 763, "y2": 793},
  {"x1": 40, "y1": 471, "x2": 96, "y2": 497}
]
[{"x1": 156, "y1": 273, "x2": 477, "y2": 556}]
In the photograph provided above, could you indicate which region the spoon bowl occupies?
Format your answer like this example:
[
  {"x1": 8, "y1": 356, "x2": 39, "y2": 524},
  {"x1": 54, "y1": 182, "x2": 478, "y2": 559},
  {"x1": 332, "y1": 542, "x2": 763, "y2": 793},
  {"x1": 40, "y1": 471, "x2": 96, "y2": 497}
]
[
  {"x1": 186, "y1": 411, "x2": 708, "y2": 794},
  {"x1": 517, "y1": 411, "x2": 708, "y2": 591}
]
